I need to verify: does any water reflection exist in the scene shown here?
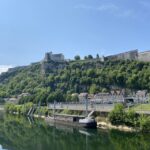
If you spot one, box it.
[0,145,7,150]
[0,145,3,150]
[0,114,150,150]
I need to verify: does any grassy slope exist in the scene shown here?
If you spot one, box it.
[131,104,150,111]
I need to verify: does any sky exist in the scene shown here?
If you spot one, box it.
[0,0,150,70]
[0,65,12,74]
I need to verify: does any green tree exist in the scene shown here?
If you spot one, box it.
[87,55,93,59]
[74,55,80,60]
[84,56,88,60]
[96,54,100,59]
[89,84,98,94]
[71,94,79,102]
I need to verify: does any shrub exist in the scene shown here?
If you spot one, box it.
[139,115,150,132]
[4,102,33,115]
[108,104,141,127]
[108,103,125,125]
[4,103,15,113]
[16,105,22,114]
[20,102,33,115]
[61,109,72,114]
[36,107,48,116]
[124,110,139,127]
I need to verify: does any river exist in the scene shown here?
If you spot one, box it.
[0,114,150,150]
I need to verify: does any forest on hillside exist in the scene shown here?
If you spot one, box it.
[0,59,150,104]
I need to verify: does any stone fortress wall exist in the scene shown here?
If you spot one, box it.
[105,49,150,62]
[138,50,150,62]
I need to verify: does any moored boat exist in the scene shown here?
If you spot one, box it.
[79,117,97,128]
[45,113,97,128]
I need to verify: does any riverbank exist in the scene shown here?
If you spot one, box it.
[4,102,150,132]
[97,121,137,132]
[95,115,137,132]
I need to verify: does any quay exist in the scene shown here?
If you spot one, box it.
[47,102,150,116]
[48,103,114,112]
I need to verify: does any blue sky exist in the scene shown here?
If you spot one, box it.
[0,0,150,68]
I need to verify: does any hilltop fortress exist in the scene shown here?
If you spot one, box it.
[42,49,150,62]
[41,52,66,74]
[44,52,65,62]
[40,50,150,74]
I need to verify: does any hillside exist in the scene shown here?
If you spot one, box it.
[0,59,150,104]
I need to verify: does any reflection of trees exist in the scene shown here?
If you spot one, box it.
[109,130,150,150]
[0,115,150,150]
[0,115,53,150]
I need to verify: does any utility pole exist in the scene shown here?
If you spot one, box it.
[53,100,56,119]
[85,98,88,117]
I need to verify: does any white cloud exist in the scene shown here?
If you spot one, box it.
[75,3,134,18]
[117,10,134,17]
[98,4,118,12]
[139,0,150,8]
[0,65,12,74]
[75,3,118,12]
[74,4,94,10]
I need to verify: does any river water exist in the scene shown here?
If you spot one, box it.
[0,114,150,150]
